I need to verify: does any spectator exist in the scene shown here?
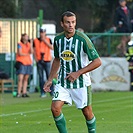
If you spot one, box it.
[114,0,131,56]
[15,33,33,97]
[0,27,1,37]
[131,8,133,32]
[125,32,133,91]
[33,26,54,98]
[77,27,84,32]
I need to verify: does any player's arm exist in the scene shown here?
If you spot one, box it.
[48,57,60,81]
[44,38,60,92]
[65,58,101,83]
[79,37,102,74]
[66,36,101,82]
[78,57,101,75]
[43,57,60,92]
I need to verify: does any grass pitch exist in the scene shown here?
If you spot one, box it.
[0,91,133,133]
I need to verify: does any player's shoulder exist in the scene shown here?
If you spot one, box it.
[54,32,64,40]
[75,30,89,39]
[75,30,91,42]
[76,30,94,49]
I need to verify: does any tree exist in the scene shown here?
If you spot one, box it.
[0,0,22,18]
[0,0,132,32]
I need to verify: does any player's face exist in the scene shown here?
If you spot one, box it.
[61,16,76,34]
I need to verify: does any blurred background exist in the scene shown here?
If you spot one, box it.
[0,0,132,32]
[0,0,133,92]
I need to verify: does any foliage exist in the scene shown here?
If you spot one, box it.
[0,0,132,31]
[48,0,119,32]
[0,0,22,18]
[50,0,84,13]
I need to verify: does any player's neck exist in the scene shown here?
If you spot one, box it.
[65,30,75,39]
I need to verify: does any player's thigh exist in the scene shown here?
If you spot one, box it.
[71,86,92,109]
[52,84,72,105]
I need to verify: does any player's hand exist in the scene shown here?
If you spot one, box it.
[65,71,81,83]
[43,80,52,92]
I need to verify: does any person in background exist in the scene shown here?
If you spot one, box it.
[114,0,131,56]
[33,27,54,98]
[77,27,84,33]
[44,11,101,133]
[131,8,133,32]
[0,27,1,37]
[125,32,133,91]
[16,33,33,97]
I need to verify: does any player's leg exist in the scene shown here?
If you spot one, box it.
[71,86,96,133]
[82,86,96,133]
[51,101,68,133]
[51,84,72,133]
[82,105,96,133]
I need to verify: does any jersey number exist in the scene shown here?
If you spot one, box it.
[54,91,59,98]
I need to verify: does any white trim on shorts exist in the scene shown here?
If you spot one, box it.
[52,84,92,109]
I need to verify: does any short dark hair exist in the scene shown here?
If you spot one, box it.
[61,11,76,22]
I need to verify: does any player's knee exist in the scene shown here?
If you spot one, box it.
[82,106,94,119]
[51,105,61,116]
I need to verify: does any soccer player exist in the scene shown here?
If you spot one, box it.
[44,11,101,133]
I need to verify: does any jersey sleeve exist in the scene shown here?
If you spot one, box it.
[83,37,99,61]
[54,39,59,58]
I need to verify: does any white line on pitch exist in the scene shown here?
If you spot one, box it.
[0,95,132,117]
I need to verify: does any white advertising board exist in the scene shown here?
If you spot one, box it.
[91,57,130,91]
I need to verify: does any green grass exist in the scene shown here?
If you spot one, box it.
[0,91,133,133]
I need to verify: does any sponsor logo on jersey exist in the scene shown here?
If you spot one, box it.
[60,50,75,61]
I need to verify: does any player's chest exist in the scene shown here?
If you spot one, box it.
[58,38,84,62]
[58,37,83,53]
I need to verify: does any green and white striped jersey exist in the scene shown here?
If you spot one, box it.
[54,30,99,89]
